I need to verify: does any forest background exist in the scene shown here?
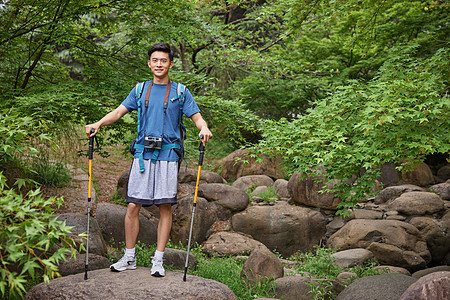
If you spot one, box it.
[0,0,449,297]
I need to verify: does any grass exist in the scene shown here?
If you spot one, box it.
[246,184,280,203]
[28,155,71,187]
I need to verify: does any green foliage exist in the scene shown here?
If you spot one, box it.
[28,155,71,187]
[0,173,79,298]
[258,46,450,215]
[247,185,279,204]
[193,256,276,300]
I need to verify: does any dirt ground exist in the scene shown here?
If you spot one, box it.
[42,144,132,214]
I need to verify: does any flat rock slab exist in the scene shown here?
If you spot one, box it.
[26,267,237,300]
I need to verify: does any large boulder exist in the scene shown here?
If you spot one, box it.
[327,219,431,271]
[429,180,450,200]
[198,183,249,220]
[95,203,158,248]
[288,171,341,210]
[202,231,266,257]
[25,268,237,299]
[437,165,450,181]
[399,271,450,300]
[56,213,106,257]
[273,179,290,199]
[387,191,445,215]
[335,273,417,300]
[218,148,284,181]
[241,246,284,287]
[232,205,326,257]
[378,163,403,187]
[57,253,110,277]
[232,175,274,192]
[409,217,450,264]
[272,276,343,300]
[178,167,226,184]
[374,184,425,205]
[402,162,435,186]
[171,197,216,246]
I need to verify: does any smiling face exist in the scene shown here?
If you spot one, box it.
[148,51,173,84]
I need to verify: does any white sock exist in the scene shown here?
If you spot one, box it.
[154,250,164,261]
[125,247,135,257]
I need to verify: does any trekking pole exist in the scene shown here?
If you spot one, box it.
[85,128,99,280]
[183,135,205,282]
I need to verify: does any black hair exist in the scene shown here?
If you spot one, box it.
[148,42,174,61]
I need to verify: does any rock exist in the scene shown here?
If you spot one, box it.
[56,213,106,256]
[411,265,450,279]
[328,219,431,271]
[164,248,197,269]
[326,216,346,237]
[206,221,232,238]
[251,185,269,195]
[399,271,450,300]
[95,203,158,248]
[373,266,412,276]
[272,276,344,300]
[241,246,284,287]
[198,183,249,220]
[331,248,375,268]
[171,197,216,246]
[116,169,130,199]
[178,167,226,184]
[402,162,435,187]
[429,181,450,200]
[409,217,450,264]
[232,205,326,257]
[232,175,274,192]
[202,231,267,257]
[348,209,383,220]
[218,148,284,182]
[58,253,110,277]
[437,165,450,181]
[335,273,417,300]
[25,268,237,299]
[378,163,403,187]
[388,191,445,215]
[336,272,357,283]
[288,171,341,210]
[273,179,290,199]
[374,184,425,205]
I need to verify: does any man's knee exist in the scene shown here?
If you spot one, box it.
[126,203,141,218]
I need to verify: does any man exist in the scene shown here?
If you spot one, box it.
[85,42,212,277]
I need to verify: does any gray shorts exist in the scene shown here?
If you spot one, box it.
[127,159,178,206]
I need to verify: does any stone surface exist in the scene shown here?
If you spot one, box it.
[373,266,412,276]
[178,167,226,184]
[25,268,237,300]
[232,175,274,192]
[57,253,110,277]
[399,271,450,300]
[56,213,106,257]
[429,181,450,200]
[202,231,266,257]
[328,219,431,271]
[409,217,450,264]
[232,205,326,257]
[331,248,375,268]
[348,209,383,220]
[273,179,290,199]
[288,171,341,210]
[251,185,269,195]
[95,203,158,248]
[164,248,197,269]
[388,191,445,215]
[374,184,424,205]
[241,245,284,286]
[272,276,343,300]
[411,265,450,279]
[171,197,216,246]
[218,148,284,182]
[402,162,435,187]
[335,274,417,300]
[437,165,450,181]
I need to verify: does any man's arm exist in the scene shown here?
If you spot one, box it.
[190,112,212,145]
[85,104,129,137]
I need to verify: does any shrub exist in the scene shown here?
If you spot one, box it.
[0,173,79,298]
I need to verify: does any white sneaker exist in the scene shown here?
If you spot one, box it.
[110,253,136,272]
[151,257,165,277]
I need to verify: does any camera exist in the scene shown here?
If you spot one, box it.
[144,136,163,149]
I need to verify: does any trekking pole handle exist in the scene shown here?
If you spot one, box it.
[198,135,205,166]
[88,129,95,159]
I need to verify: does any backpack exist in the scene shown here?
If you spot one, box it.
[130,80,187,172]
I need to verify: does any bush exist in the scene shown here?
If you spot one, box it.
[0,173,79,298]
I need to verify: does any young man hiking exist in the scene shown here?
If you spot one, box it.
[85,42,212,277]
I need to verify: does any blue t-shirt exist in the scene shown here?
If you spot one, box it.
[121,81,200,161]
